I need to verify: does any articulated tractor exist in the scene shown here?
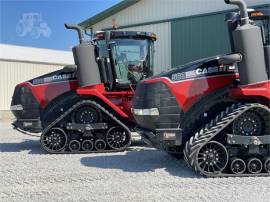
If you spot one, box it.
[132,0,270,177]
[11,24,156,153]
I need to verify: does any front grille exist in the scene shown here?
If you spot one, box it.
[133,82,183,130]
[11,85,41,119]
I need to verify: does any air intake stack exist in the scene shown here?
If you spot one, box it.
[65,24,101,87]
[225,0,268,85]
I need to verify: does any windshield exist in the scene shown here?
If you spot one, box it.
[110,39,154,84]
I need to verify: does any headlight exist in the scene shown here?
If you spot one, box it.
[131,108,159,116]
[10,104,23,111]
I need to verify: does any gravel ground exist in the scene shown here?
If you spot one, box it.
[0,122,269,202]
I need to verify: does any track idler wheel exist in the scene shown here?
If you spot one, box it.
[69,140,81,152]
[106,127,129,150]
[230,158,246,174]
[41,128,67,152]
[95,139,106,151]
[196,141,229,175]
[263,157,270,173]
[81,140,94,151]
[247,158,263,174]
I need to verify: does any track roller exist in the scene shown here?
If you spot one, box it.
[263,157,270,173]
[69,140,81,152]
[41,127,67,152]
[247,158,263,174]
[81,140,94,151]
[230,158,246,174]
[95,139,106,151]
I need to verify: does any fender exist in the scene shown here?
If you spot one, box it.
[77,84,134,118]
[17,80,78,108]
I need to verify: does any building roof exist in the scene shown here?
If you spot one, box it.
[0,44,74,65]
[79,0,140,28]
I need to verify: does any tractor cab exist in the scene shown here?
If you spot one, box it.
[64,24,156,91]
[93,31,156,89]
[249,8,270,45]
[226,7,270,78]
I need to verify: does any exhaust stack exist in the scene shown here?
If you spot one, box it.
[225,0,268,85]
[225,0,249,25]
[65,23,101,87]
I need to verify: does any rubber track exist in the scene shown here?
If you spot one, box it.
[40,100,131,154]
[184,103,270,177]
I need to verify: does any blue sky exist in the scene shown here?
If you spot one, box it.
[0,0,121,50]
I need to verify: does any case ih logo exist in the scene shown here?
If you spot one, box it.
[16,13,51,39]
[32,73,76,85]
[171,65,235,81]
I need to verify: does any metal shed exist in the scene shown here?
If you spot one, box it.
[0,44,73,118]
[80,0,269,73]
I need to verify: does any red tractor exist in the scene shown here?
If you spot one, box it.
[132,0,270,177]
[11,24,156,153]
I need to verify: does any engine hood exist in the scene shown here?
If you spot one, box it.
[149,55,237,83]
[27,65,77,86]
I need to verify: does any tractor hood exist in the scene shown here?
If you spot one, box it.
[28,65,77,85]
[149,54,240,83]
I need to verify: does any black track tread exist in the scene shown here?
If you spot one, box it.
[40,100,131,154]
[183,103,270,177]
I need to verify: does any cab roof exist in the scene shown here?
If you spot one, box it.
[94,30,157,41]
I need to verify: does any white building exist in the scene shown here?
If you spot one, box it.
[80,0,269,73]
[0,44,73,119]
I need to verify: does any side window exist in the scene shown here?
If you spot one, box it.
[254,19,270,45]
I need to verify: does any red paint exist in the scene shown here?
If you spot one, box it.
[17,81,135,122]
[230,81,270,102]
[77,84,135,121]
[144,74,238,112]
[17,81,78,108]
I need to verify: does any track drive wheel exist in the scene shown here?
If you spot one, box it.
[233,111,264,136]
[73,105,102,124]
[106,127,130,150]
[195,141,229,175]
[41,128,67,152]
